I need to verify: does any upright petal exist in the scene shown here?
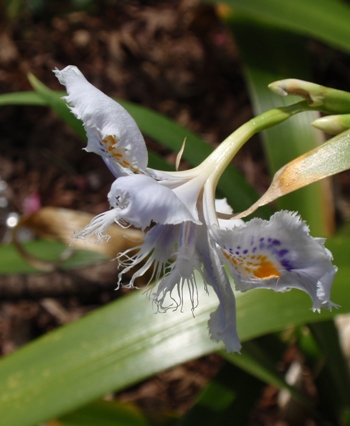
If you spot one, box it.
[54,66,148,177]
[212,211,338,312]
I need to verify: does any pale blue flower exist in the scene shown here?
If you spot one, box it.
[55,66,337,353]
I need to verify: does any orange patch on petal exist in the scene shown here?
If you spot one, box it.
[222,249,280,280]
[253,259,280,279]
[102,135,116,145]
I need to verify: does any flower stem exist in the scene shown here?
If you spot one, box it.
[203,100,312,189]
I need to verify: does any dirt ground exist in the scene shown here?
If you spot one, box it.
[1,1,350,424]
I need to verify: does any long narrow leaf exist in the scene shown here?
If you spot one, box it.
[232,21,334,235]
[210,0,350,53]
[223,341,304,403]
[0,240,106,274]
[0,91,45,106]
[177,362,264,426]
[0,233,349,426]
[55,400,150,426]
[308,321,350,421]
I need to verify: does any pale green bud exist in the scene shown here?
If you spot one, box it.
[269,79,350,115]
[312,114,350,135]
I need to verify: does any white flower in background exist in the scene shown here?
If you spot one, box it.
[55,65,338,353]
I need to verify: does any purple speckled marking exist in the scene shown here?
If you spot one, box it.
[223,233,294,273]
[281,258,293,271]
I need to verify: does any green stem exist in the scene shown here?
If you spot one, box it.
[203,100,311,188]
[201,101,311,226]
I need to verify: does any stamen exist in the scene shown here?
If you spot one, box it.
[102,135,139,173]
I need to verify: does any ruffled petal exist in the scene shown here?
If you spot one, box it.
[108,174,200,229]
[212,211,338,311]
[54,66,148,177]
[218,218,245,230]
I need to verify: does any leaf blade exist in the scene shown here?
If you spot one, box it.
[211,0,350,53]
[0,233,349,426]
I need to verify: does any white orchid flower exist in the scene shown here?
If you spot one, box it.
[55,66,338,353]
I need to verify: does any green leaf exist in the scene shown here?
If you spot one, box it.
[297,322,350,424]
[0,91,45,106]
[0,240,106,274]
[0,233,349,426]
[232,21,334,235]
[28,74,86,138]
[209,0,350,54]
[224,341,299,399]
[56,400,149,426]
[308,321,350,422]
[177,361,264,426]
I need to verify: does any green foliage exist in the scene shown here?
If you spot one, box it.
[209,0,350,53]
[55,401,150,426]
[0,240,106,274]
[2,250,350,425]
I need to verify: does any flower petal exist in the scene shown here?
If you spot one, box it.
[117,223,179,287]
[54,66,148,177]
[215,198,233,215]
[72,175,199,244]
[212,211,338,311]
[152,223,203,312]
[196,227,241,353]
[108,174,200,229]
